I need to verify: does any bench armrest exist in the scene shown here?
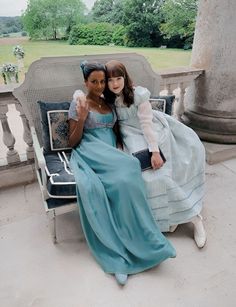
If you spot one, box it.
[31,127,46,168]
[31,126,48,200]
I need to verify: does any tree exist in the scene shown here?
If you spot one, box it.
[91,0,113,23]
[91,0,126,24]
[0,17,23,35]
[22,0,86,39]
[160,0,198,49]
[122,0,164,47]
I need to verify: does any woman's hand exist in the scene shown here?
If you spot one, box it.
[151,151,164,170]
[76,97,89,122]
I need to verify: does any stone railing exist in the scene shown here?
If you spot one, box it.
[159,67,204,120]
[0,84,35,188]
[0,67,204,188]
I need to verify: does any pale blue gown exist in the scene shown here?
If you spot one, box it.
[115,86,206,232]
[68,103,176,274]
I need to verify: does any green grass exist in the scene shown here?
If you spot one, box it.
[0,38,192,84]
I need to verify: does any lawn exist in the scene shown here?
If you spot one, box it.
[0,37,192,84]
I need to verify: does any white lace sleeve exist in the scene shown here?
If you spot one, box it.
[73,89,86,102]
[137,100,159,152]
[68,90,86,121]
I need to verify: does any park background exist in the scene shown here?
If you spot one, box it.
[0,0,197,85]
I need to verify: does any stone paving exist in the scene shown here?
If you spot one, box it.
[0,159,236,307]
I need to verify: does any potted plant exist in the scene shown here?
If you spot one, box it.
[13,45,25,59]
[1,63,19,84]
[13,45,25,70]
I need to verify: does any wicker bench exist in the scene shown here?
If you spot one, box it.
[13,53,174,242]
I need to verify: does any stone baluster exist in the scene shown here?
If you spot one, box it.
[0,103,20,164]
[174,82,188,121]
[15,101,34,160]
[159,68,204,121]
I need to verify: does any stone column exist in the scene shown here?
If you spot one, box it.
[182,0,236,143]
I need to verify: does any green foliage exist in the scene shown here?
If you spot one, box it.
[0,17,23,35]
[91,0,126,24]
[89,0,197,48]
[160,0,198,49]
[112,25,127,46]
[122,0,164,47]
[22,0,86,40]
[91,0,113,23]
[68,23,114,45]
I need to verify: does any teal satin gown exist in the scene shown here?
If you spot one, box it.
[69,109,176,274]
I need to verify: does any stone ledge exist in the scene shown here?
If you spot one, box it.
[203,141,236,165]
[0,163,36,189]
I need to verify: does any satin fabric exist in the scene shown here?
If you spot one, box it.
[70,111,176,274]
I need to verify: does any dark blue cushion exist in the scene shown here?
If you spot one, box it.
[44,151,77,208]
[150,95,175,115]
[37,101,71,153]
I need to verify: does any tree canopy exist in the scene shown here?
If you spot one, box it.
[122,0,164,47]
[160,0,198,48]
[0,17,23,35]
[91,0,126,24]
[20,0,198,49]
[22,0,86,39]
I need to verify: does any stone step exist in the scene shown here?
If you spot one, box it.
[203,141,236,165]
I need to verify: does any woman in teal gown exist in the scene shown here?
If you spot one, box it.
[68,62,176,286]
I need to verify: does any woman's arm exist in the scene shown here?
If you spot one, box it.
[137,101,164,169]
[68,99,89,148]
[68,118,85,148]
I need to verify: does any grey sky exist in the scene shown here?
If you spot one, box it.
[0,0,95,16]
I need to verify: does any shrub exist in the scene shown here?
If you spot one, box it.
[68,22,113,46]
[112,25,127,46]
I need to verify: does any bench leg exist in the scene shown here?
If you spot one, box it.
[47,209,57,244]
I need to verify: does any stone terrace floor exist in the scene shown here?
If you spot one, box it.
[1,159,236,307]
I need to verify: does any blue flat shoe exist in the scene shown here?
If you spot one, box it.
[115,273,128,286]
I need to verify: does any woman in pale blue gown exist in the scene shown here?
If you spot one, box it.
[104,60,207,248]
[68,62,176,286]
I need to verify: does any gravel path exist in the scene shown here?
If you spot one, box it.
[0,36,28,46]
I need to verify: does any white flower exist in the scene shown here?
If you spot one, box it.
[1,63,19,74]
[13,45,25,59]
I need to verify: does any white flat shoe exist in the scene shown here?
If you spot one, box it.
[115,273,128,286]
[191,214,207,248]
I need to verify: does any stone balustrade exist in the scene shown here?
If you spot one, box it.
[158,67,204,121]
[0,66,204,188]
[0,84,35,188]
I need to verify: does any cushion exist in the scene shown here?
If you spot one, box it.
[44,151,76,206]
[149,98,167,113]
[150,95,175,115]
[47,110,70,151]
[37,101,71,153]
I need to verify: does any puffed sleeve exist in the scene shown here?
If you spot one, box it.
[134,87,159,152]
[68,90,86,121]
[134,86,151,106]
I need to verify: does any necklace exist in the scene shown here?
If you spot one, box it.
[93,99,103,108]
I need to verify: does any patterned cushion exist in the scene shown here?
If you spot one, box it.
[150,95,175,115]
[37,101,71,153]
[149,98,167,113]
[47,110,70,151]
